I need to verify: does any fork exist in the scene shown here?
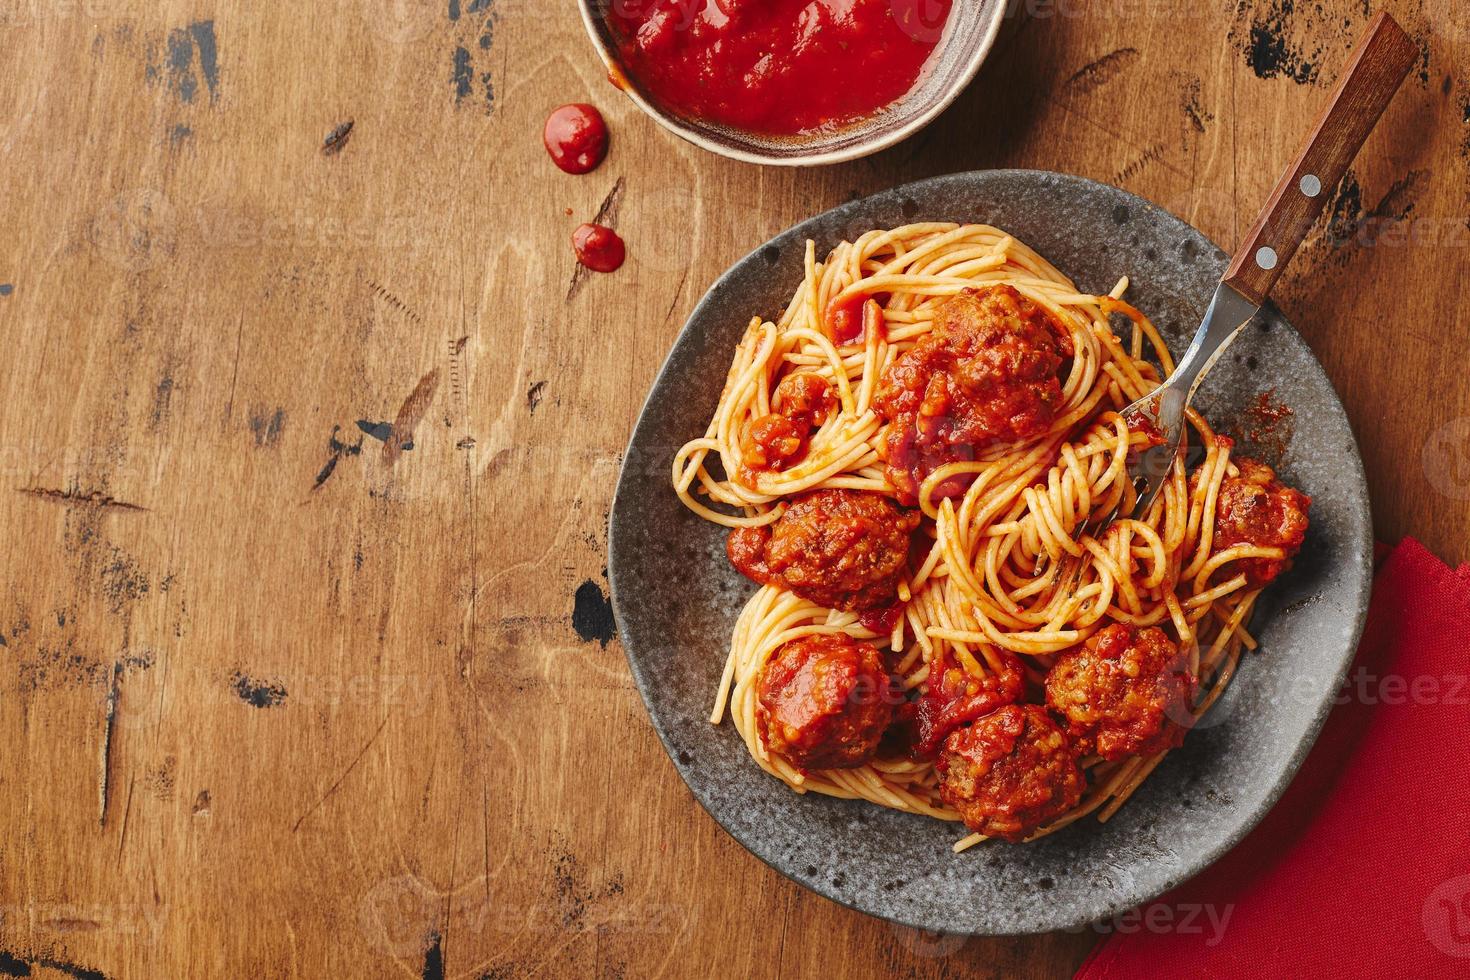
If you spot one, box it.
[1050,12,1416,591]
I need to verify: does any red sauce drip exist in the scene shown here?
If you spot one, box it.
[572,223,626,273]
[824,294,887,344]
[858,603,903,635]
[607,0,954,135]
[1238,389,1295,460]
[543,104,609,175]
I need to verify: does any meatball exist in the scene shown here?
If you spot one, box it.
[873,285,1074,504]
[910,648,1024,758]
[773,372,835,429]
[1045,623,1195,761]
[739,372,835,475]
[1213,456,1311,586]
[756,633,896,770]
[936,705,1084,842]
[726,489,919,611]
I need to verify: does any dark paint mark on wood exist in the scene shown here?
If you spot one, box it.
[169,123,192,144]
[526,380,547,413]
[386,369,440,465]
[1178,75,1213,134]
[355,420,405,445]
[1325,170,1363,246]
[1237,1,1322,85]
[248,406,286,447]
[99,551,150,615]
[421,932,444,980]
[452,46,473,101]
[322,119,354,156]
[312,425,365,492]
[0,284,13,297]
[149,360,177,432]
[1324,169,1427,251]
[230,669,288,708]
[17,487,147,512]
[35,958,106,980]
[551,836,625,930]
[189,21,220,98]
[448,0,498,110]
[566,176,626,302]
[572,580,615,647]
[1062,47,1140,95]
[0,950,106,980]
[159,20,220,103]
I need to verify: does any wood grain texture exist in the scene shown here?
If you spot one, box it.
[0,2,1465,977]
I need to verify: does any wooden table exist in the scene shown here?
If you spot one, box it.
[2,2,1466,977]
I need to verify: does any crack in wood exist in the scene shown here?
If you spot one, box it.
[566,176,625,303]
[18,487,148,512]
[291,716,390,832]
[98,660,123,826]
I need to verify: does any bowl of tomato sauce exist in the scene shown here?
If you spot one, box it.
[579,0,1008,166]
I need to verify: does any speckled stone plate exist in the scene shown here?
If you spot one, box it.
[608,171,1373,936]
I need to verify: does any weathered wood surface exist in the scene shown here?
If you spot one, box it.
[0,1,1466,977]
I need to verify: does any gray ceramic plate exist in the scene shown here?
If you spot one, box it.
[608,170,1373,935]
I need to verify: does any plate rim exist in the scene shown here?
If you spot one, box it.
[608,168,1375,935]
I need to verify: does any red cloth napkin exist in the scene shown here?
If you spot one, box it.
[1077,538,1470,978]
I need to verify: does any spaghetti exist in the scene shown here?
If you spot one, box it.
[672,223,1309,850]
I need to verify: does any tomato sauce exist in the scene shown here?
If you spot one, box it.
[607,0,954,135]
[544,104,609,174]
[572,223,626,272]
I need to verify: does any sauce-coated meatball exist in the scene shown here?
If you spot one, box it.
[1045,623,1195,761]
[910,648,1024,758]
[727,489,919,610]
[936,705,1084,842]
[739,372,835,475]
[756,633,896,770]
[1213,456,1311,586]
[874,285,1074,503]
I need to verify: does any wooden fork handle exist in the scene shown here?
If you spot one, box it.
[1222,12,1418,306]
